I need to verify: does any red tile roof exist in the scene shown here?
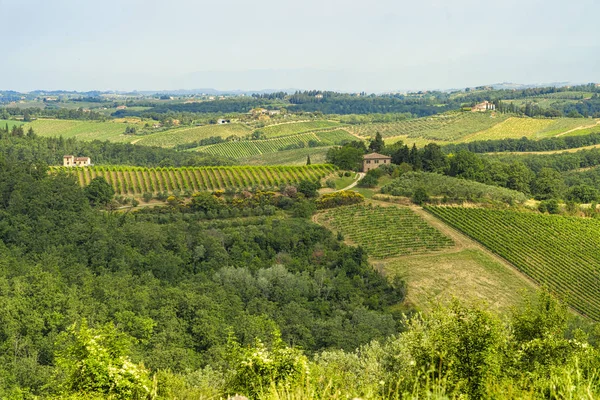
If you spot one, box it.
[363,152,391,160]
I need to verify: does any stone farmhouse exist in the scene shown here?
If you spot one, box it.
[63,155,92,167]
[363,153,391,172]
[471,101,496,112]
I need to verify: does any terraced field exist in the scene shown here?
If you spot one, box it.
[135,124,251,147]
[426,206,600,320]
[318,204,454,259]
[52,164,336,195]
[258,120,343,138]
[195,129,357,159]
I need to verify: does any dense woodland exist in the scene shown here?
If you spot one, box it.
[0,157,404,398]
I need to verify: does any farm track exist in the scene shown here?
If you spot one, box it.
[555,120,600,137]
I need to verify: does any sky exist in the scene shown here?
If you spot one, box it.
[1,0,599,93]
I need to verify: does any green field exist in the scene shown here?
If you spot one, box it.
[384,249,533,312]
[135,124,251,147]
[52,164,336,195]
[195,129,357,159]
[0,120,23,130]
[24,119,138,142]
[426,206,600,320]
[258,120,343,138]
[318,204,454,259]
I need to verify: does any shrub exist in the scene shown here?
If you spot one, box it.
[315,191,365,209]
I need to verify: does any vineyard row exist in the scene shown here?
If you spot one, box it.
[50,165,336,195]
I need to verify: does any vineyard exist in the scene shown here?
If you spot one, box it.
[258,120,343,138]
[51,164,336,195]
[347,112,508,141]
[135,123,251,147]
[319,204,454,258]
[194,129,357,159]
[426,206,600,320]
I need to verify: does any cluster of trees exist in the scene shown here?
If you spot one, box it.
[0,158,405,397]
[1,106,106,121]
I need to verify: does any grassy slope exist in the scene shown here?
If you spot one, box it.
[313,201,535,312]
[384,249,532,312]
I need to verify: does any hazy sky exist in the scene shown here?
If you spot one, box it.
[1,0,599,92]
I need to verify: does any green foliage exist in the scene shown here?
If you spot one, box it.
[54,320,152,399]
[295,179,320,198]
[326,143,365,171]
[411,187,429,205]
[84,176,115,207]
[567,184,599,203]
[538,198,560,214]
[227,333,308,398]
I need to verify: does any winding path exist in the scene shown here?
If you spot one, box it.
[336,172,365,192]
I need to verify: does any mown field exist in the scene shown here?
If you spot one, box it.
[194,129,357,159]
[0,120,23,130]
[426,206,600,320]
[384,249,533,312]
[318,204,454,259]
[134,124,251,147]
[52,164,336,195]
[258,120,343,138]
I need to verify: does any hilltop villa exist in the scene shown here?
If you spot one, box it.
[363,153,391,172]
[471,101,496,112]
[63,155,92,167]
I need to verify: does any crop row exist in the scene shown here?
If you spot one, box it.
[196,129,357,159]
[320,204,454,258]
[51,165,335,195]
[426,206,600,320]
